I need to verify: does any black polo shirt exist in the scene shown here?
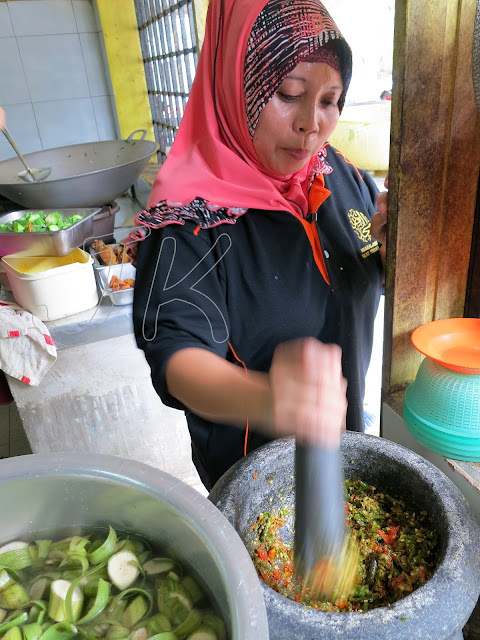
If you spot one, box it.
[133,146,383,489]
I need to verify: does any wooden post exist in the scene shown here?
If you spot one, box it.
[383,0,480,396]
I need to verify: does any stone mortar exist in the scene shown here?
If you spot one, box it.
[209,433,480,640]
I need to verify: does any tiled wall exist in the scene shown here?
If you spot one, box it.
[0,0,118,162]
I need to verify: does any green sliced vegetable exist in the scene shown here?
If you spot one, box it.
[3,625,23,640]
[142,559,176,577]
[27,601,48,625]
[0,548,32,572]
[145,613,172,635]
[0,571,30,609]
[129,628,148,640]
[0,611,28,634]
[38,621,78,640]
[107,552,139,591]
[104,624,129,640]
[200,613,225,640]
[156,580,192,626]
[22,622,43,640]
[184,625,217,640]
[180,579,203,608]
[174,609,202,639]
[76,578,110,625]
[88,528,117,566]
[48,580,83,623]
[123,595,151,629]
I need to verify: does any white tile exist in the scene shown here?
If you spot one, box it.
[0,103,42,162]
[34,98,99,148]
[18,34,90,102]
[0,4,14,37]
[72,0,96,33]
[8,0,76,37]
[92,95,116,140]
[0,38,31,105]
[80,32,108,96]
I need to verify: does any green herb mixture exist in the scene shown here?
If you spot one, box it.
[251,478,438,612]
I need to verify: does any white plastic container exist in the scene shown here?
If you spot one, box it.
[1,248,99,321]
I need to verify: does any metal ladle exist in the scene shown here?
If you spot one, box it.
[2,127,52,182]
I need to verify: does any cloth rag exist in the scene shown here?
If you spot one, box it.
[0,301,56,386]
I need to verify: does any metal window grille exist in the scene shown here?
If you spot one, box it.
[135,0,199,164]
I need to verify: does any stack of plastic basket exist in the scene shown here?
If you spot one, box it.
[403,318,480,461]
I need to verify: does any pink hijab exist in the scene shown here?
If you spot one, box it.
[135,0,352,230]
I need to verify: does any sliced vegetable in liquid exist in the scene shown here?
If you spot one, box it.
[0,528,226,640]
[250,478,438,612]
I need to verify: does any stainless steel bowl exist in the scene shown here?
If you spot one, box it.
[0,453,269,640]
[0,131,158,209]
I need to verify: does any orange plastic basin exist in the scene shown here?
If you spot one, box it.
[411,318,480,375]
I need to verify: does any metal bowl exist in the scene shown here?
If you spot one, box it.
[0,131,158,209]
[0,453,269,640]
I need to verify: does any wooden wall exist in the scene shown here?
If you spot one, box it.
[383,0,480,397]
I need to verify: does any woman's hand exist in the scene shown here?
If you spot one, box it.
[166,339,347,448]
[370,175,388,246]
[268,338,347,448]
[0,107,5,131]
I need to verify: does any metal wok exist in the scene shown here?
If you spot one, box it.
[0,130,158,209]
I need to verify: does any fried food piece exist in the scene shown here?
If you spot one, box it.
[115,244,132,264]
[109,275,122,290]
[92,239,117,266]
[108,275,135,290]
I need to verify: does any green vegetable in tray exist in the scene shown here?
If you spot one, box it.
[0,528,226,640]
[0,211,84,233]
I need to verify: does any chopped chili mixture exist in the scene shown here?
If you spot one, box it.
[250,478,438,612]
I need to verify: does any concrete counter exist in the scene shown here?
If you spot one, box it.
[6,330,204,491]
[2,190,205,493]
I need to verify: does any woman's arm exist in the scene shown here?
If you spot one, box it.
[166,337,347,448]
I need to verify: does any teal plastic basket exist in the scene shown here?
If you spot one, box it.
[403,357,480,461]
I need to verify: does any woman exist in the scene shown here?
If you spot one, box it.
[133,0,387,490]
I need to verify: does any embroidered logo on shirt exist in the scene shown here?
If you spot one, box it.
[347,208,380,258]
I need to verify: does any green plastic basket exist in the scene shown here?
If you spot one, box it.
[403,357,480,461]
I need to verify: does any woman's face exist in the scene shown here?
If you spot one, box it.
[252,61,343,176]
